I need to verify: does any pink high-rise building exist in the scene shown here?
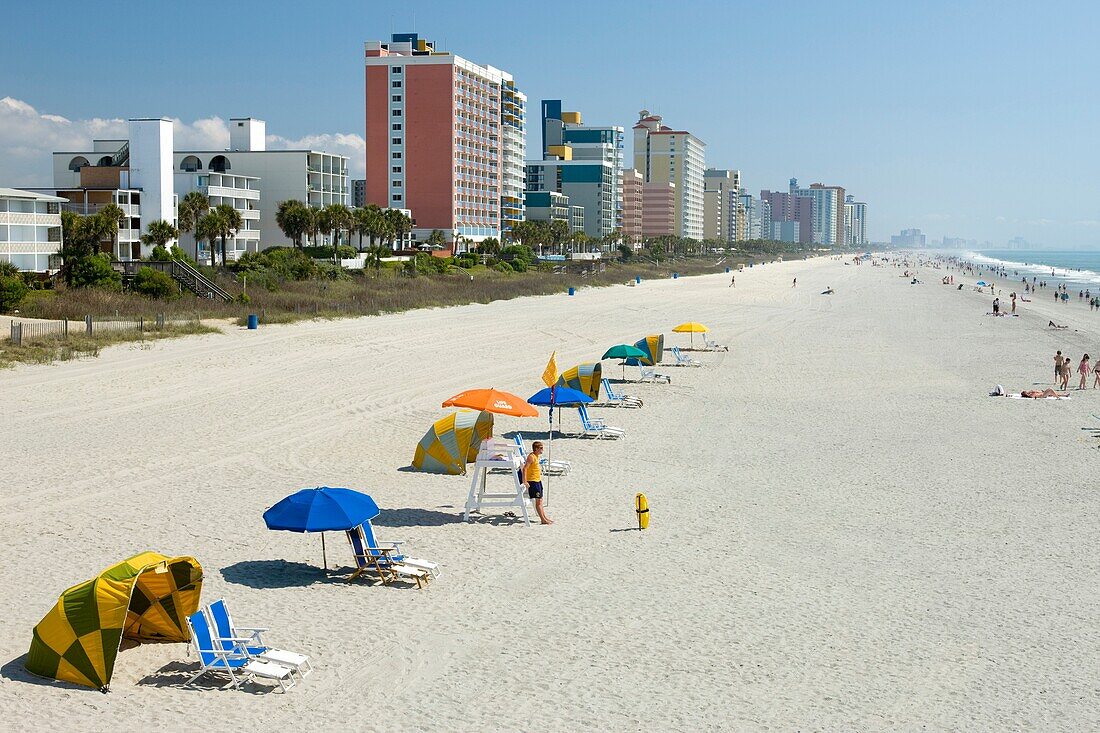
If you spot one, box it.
[621,169,644,244]
[364,33,526,252]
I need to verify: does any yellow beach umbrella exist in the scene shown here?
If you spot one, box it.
[672,322,709,349]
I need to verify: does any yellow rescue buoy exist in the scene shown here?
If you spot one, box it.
[634,492,649,530]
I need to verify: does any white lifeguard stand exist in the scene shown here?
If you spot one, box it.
[464,438,531,526]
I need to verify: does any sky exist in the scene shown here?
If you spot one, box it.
[2,0,1099,247]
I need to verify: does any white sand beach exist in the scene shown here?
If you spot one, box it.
[1,256,1098,731]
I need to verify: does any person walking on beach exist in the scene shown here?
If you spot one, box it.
[1093,359,1100,388]
[1060,358,1072,390]
[792,277,797,287]
[1078,354,1091,390]
[729,274,735,288]
[993,297,1000,315]
[1055,351,1065,385]
[1011,292,1017,313]
[523,441,553,525]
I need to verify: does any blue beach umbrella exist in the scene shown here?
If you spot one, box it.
[976,280,989,287]
[264,487,380,569]
[526,387,594,505]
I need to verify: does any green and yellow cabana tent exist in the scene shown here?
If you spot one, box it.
[411,409,494,475]
[627,334,664,366]
[555,363,602,400]
[26,552,203,692]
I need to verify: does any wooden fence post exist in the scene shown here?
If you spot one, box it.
[85,315,92,336]
[11,322,20,346]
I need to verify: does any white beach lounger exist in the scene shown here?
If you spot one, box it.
[638,367,671,384]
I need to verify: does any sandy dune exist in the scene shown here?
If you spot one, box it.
[1,256,1097,731]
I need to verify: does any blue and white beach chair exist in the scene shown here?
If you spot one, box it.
[702,333,728,351]
[577,404,624,439]
[513,433,571,474]
[671,346,702,367]
[185,611,296,692]
[601,378,642,408]
[346,522,437,588]
[207,599,312,679]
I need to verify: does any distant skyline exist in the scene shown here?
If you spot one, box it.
[2,0,1098,246]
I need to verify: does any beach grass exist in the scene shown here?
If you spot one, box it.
[0,321,220,369]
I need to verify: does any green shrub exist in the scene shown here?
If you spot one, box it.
[493,261,513,273]
[150,244,172,261]
[69,254,122,290]
[414,253,449,275]
[131,266,179,299]
[169,245,197,266]
[0,273,29,313]
[454,253,479,269]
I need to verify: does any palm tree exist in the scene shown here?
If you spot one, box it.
[304,206,320,248]
[99,203,126,259]
[549,220,569,256]
[275,199,310,249]
[384,208,412,252]
[212,203,243,266]
[323,203,354,264]
[195,212,221,266]
[365,204,387,253]
[140,219,179,253]
[177,191,210,260]
[352,207,370,253]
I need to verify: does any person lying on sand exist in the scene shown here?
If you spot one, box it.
[1049,320,1068,329]
[1020,389,1068,398]
[821,287,835,295]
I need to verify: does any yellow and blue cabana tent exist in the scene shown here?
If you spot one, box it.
[26,552,203,692]
[629,334,664,366]
[411,409,494,475]
[556,363,602,400]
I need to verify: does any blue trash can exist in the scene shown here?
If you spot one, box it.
[635,276,641,284]
[725,267,730,273]
[247,314,258,330]
[673,272,679,279]
[568,287,575,296]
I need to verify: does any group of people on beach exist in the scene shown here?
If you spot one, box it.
[1053,350,1098,390]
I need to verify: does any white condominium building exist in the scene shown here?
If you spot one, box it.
[0,188,65,272]
[174,171,261,263]
[176,118,349,248]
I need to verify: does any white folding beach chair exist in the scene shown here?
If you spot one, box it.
[638,366,671,384]
[702,334,728,352]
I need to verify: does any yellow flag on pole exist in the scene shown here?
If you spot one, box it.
[542,351,558,388]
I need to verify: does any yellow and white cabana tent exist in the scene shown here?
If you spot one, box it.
[556,363,602,400]
[26,552,203,692]
[412,409,494,475]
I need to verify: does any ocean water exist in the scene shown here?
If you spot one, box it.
[963,249,1100,290]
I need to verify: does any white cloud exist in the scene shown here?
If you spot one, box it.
[268,132,366,178]
[0,96,364,185]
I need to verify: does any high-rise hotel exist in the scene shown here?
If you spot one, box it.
[364,33,525,251]
[632,111,705,240]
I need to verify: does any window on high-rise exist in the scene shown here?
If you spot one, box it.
[391,66,402,74]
